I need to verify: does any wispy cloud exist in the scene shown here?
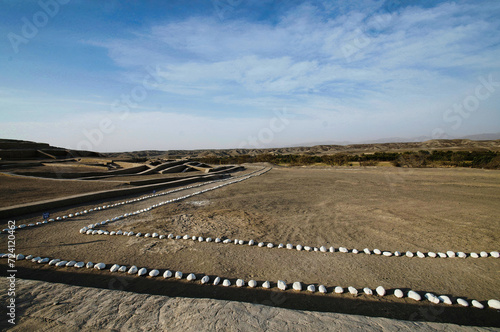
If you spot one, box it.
[2,1,499,150]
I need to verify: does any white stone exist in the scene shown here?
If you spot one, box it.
[470,252,479,258]
[348,286,358,295]
[296,245,303,251]
[457,298,468,307]
[187,273,196,281]
[206,237,212,242]
[383,251,392,257]
[159,235,165,239]
[487,299,500,309]
[163,270,172,278]
[86,262,94,268]
[303,246,311,251]
[394,251,401,256]
[55,261,68,267]
[278,243,284,248]
[258,242,264,247]
[198,237,204,242]
[376,286,386,296]
[471,300,484,309]
[425,293,440,304]
[239,240,244,245]
[408,290,421,301]
[149,269,159,277]
[110,264,120,272]
[267,243,274,248]
[307,285,316,292]
[457,252,466,258]
[136,233,142,237]
[406,251,414,257]
[201,276,210,284]
[262,281,271,288]
[16,254,24,260]
[417,251,425,258]
[329,246,335,252]
[364,248,371,255]
[175,271,183,279]
[74,262,84,268]
[319,246,327,252]
[480,251,488,258]
[446,251,455,258]
[95,263,106,270]
[117,265,127,272]
[152,233,159,238]
[236,279,245,287]
[248,280,257,288]
[222,279,231,287]
[319,285,327,293]
[215,238,221,243]
[293,282,302,291]
[48,259,60,266]
[373,249,381,255]
[491,251,500,258]
[438,252,447,258]
[31,257,41,263]
[138,268,147,276]
[213,277,221,286]
[352,249,359,254]
[363,287,373,295]
[145,233,151,238]
[438,295,452,305]
[128,266,138,274]
[428,252,437,258]
[394,289,404,298]
[168,234,174,239]
[175,235,181,240]
[339,247,348,253]
[116,230,123,235]
[334,286,343,294]
[248,240,255,246]
[278,280,287,291]
[39,258,49,264]
[183,235,189,240]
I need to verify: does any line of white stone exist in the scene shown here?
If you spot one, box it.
[83,224,499,260]
[73,168,498,260]
[4,253,500,310]
[1,167,269,233]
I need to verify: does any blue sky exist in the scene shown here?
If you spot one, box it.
[0,0,499,152]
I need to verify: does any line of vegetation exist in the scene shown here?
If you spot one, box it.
[193,150,500,169]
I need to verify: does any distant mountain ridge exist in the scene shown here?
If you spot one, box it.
[289,133,500,147]
[105,138,500,159]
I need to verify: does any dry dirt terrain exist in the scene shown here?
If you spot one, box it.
[0,278,495,331]
[1,165,499,329]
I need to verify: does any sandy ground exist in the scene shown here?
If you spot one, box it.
[0,173,128,208]
[0,278,495,332]
[1,166,499,327]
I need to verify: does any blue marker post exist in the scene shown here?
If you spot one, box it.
[42,212,50,220]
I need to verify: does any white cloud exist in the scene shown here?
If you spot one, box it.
[5,1,500,150]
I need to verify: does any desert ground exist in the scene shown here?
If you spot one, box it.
[1,154,499,330]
